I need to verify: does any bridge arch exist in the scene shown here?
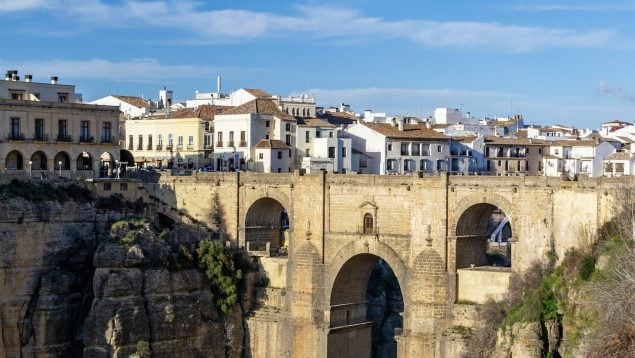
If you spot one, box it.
[326,241,407,357]
[243,196,290,255]
[451,192,514,269]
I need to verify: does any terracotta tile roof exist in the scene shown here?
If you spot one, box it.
[458,136,478,143]
[166,105,231,119]
[254,139,290,149]
[606,151,632,160]
[223,98,295,120]
[484,137,548,146]
[549,140,600,147]
[319,111,358,126]
[112,95,153,108]
[243,88,272,98]
[365,123,450,140]
[297,117,336,128]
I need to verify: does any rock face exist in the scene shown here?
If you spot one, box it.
[492,322,544,358]
[0,198,97,357]
[0,196,244,357]
[83,234,243,358]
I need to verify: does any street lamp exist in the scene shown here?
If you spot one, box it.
[58,160,62,177]
[28,160,32,180]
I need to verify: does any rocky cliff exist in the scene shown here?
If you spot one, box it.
[0,184,245,358]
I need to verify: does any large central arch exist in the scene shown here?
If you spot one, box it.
[326,243,407,358]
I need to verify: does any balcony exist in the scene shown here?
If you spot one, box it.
[216,142,223,147]
[228,141,235,148]
[156,145,163,150]
[8,133,25,141]
[101,136,114,144]
[57,135,73,142]
[204,144,212,149]
[33,134,49,142]
[239,141,247,147]
[79,135,94,143]
[187,145,194,150]
[166,145,173,151]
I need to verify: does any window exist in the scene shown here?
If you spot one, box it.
[148,135,153,150]
[168,134,173,146]
[363,213,374,234]
[58,119,67,140]
[228,131,234,147]
[329,131,333,138]
[10,91,24,100]
[216,132,222,146]
[387,143,393,151]
[58,93,69,103]
[555,149,560,155]
[411,143,420,156]
[538,161,542,171]
[420,159,433,173]
[10,118,20,139]
[188,135,194,147]
[386,159,398,171]
[277,168,282,173]
[286,134,291,146]
[120,182,128,191]
[103,182,112,191]
[204,135,210,148]
[265,133,269,139]
[316,130,321,138]
[266,121,270,128]
[306,149,310,157]
[404,159,416,172]
[538,148,542,154]
[517,161,521,171]
[259,153,263,159]
[128,135,133,150]
[401,143,409,155]
[289,149,292,158]
[285,123,291,131]
[102,121,111,142]
[328,147,335,158]
[138,135,143,150]
[80,121,90,141]
[487,160,491,171]
[277,151,282,159]
[158,134,163,146]
[305,131,310,143]
[178,135,183,148]
[240,131,246,146]
[35,118,44,140]
[342,147,347,157]
[437,145,442,153]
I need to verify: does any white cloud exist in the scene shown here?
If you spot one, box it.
[0,0,48,12]
[511,2,635,12]
[1,1,618,52]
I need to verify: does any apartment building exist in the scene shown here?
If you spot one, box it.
[124,105,223,169]
[295,118,351,173]
[1,72,120,177]
[544,139,615,178]
[346,121,450,175]
[483,137,548,176]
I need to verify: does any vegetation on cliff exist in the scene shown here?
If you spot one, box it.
[197,240,243,315]
[466,188,635,357]
[0,179,92,203]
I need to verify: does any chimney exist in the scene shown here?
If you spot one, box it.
[217,75,222,94]
[11,70,18,81]
[425,122,431,129]
[50,76,58,84]
[25,74,32,82]
[397,119,404,131]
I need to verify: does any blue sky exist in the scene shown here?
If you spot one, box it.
[2,0,635,128]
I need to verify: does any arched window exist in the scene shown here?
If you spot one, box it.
[363,213,374,234]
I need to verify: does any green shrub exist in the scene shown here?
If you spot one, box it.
[196,240,242,314]
[579,255,596,281]
[135,340,151,358]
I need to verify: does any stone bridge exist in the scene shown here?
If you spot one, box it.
[119,171,628,357]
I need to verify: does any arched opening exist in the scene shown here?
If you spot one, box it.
[363,213,374,234]
[329,254,404,358]
[455,203,512,269]
[99,152,114,178]
[119,149,134,168]
[5,150,24,170]
[77,152,93,170]
[54,151,71,170]
[244,197,289,256]
[30,151,47,170]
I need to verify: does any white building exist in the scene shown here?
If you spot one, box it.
[186,87,271,108]
[434,108,462,125]
[604,150,635,176]
[346,121,451,175]
[295,118,351,173]
[253,139,293,173]
[90,95,155,118]
[1,70,81,103]
[543,139,615,178]
[212,98,295,171]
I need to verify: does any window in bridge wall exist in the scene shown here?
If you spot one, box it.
[363,213,374,234]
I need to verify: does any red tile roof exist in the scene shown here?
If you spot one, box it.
[223,98,295,120]
[112,95,153,108]
[364,123,449,140]
[254,139,290,149]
